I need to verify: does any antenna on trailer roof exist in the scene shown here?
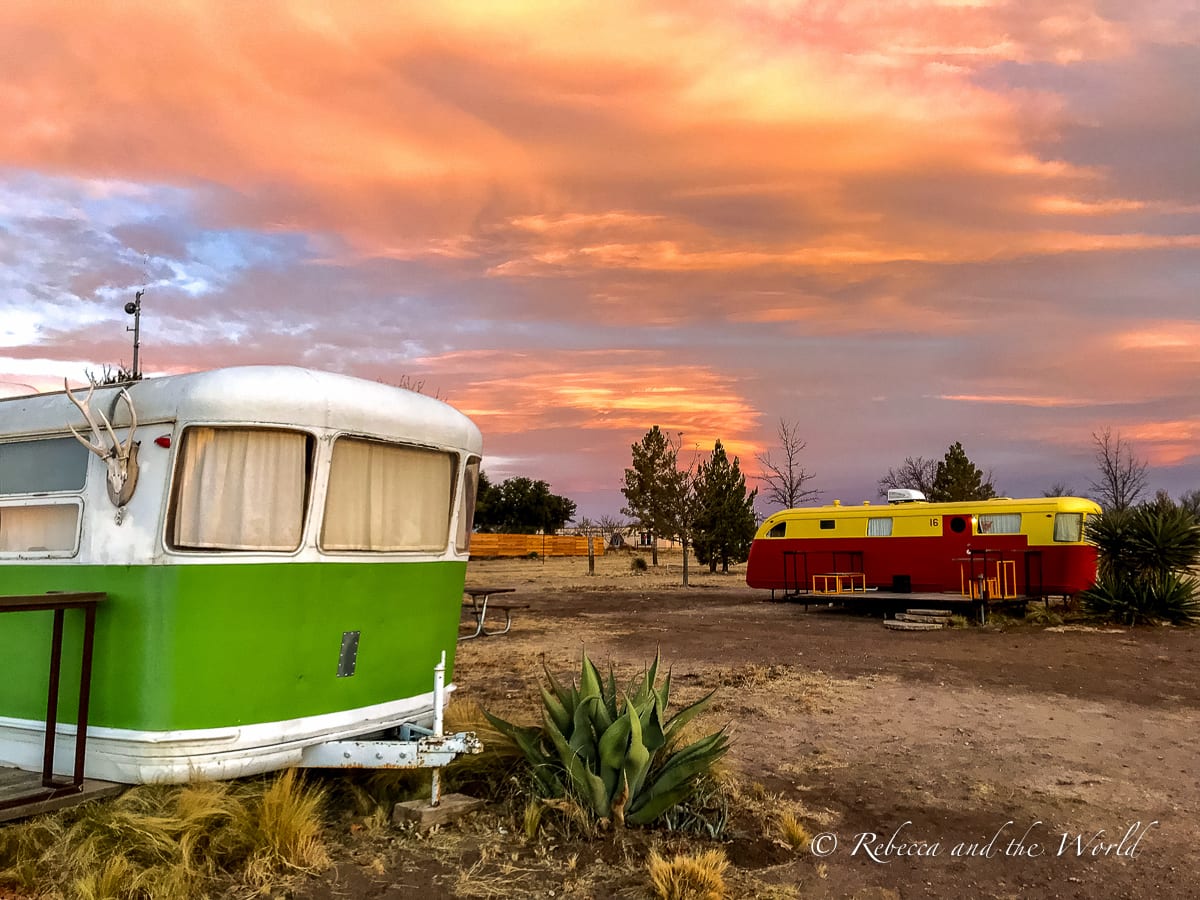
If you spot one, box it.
[124,289,144,378]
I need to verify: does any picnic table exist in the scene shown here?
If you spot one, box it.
[459,587,526,640]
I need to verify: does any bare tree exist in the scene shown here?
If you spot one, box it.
[596,513,626,532]
[755,419,819,509]
[384,375,443,400]
[878,456,937,498]
[1089,428,1148,512]
[1042,482,1077,497]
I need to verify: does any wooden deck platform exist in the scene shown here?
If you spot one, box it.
[767,588,1037,625]
[0,767,124,823]
[768,588,978,606]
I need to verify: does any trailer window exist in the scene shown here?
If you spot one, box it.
[321,438,455,552]
[977,513,1020,535]
[820,520,835,530]
[0,437,89,495]
[767,521,786,538]
[455,456,481,553]
[1053,513,1083,542]
[867,517,893,536]
[0,502,80,553]
[169,427,313,552]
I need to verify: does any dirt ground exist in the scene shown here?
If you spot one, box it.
[300,551,1200,899]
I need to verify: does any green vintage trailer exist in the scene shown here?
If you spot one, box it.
[0,366,482,783]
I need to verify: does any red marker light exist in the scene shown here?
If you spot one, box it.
[154,435,172,448]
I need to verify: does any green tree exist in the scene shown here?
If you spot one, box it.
[693,440,758,573]
[477,475,576,534]
[621,426,682,567]
[473,471,497,531]
[929,442,996,502]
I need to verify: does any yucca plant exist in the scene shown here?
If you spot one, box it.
[1083,503,1200,625]
[484,651,729,827]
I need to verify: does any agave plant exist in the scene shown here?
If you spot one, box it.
[484,651,729,827]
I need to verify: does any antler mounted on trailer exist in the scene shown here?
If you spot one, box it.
[63,379,141,508]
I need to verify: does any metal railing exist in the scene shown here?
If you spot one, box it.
[0,592,105,812]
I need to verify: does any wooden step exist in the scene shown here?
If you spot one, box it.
[883,620,944,631]
[905,609,952,618]
[896,612,950,624]
[0,767,124,823]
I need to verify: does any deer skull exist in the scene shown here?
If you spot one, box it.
[64,379,141,507]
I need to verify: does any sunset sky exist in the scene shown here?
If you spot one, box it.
[1,1,1197,519]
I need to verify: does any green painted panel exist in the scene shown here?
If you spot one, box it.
[0,561,465,731]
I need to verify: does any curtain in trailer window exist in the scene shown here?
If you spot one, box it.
[322,439,454,552]
[977,513,1021,535]
[172,428,308,551]
[1053,513,1083,542]
[867,517,893,536]
[0,504,79,552]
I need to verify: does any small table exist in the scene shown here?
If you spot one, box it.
[460,587,518,640]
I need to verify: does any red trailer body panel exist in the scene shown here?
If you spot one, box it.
[746,496,1100,597]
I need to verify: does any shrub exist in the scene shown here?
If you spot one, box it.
[631,556,649,572]
[483,651,729,828]
[1082,504,1200,625]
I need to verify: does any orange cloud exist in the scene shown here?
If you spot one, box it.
[1119,420,1200,467]
[418,349,762,459]
[940,393,1108,409]
[0,0,1131,275]
[1033,195,1147,215]
[1115,323,1200,355]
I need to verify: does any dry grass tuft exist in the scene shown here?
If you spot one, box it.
[776,810,812,852]
[647,848,729,900]
[0,770,330,899]
[716,663,792,689]
[521,799,544,841]
[242,769,331,885]
[1024,606,1064,626]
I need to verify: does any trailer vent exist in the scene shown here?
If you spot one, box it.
[887,489,927,504]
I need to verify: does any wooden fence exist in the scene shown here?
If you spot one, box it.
[468,533,606,558]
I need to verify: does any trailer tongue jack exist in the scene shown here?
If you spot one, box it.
[297,652,485,827]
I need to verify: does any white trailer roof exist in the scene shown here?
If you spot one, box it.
[0,366,483,453]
